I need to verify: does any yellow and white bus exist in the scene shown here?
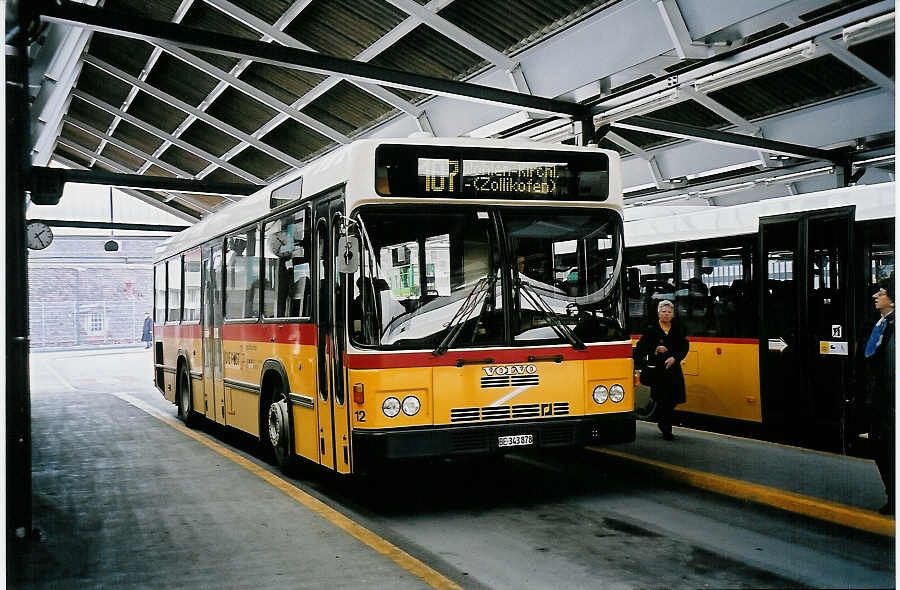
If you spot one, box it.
[625,182,895,452]
[153,137,635,474]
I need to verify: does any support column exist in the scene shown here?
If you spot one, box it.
[6,5,34,548]
[573,114,597,146]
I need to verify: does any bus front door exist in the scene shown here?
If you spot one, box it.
[314,196,351,473]
[759,208,852,450]
[202,243,226,423]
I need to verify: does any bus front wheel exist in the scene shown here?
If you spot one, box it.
[268,393,292,471]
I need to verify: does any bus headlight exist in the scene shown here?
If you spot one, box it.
[609,384,625,403]
[382,397,401,418]
[401,395,421,416]
[592,385,609,404]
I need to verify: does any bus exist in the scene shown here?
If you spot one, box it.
[624,182,895,453]
[153,137,635,474]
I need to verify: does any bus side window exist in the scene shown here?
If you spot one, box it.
[154,264,166,324]
[167,257,182,323]
[263,207,312,319]
[625,245,674,334]
[225,227,259,320]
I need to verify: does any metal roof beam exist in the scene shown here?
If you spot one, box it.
[817,36,895,95]
[190,0,450,179]
[30,26,91,166]
[98,0,196,170]
[55,138,220,213]
[655,0,711,60]
[606,130,671,190]
[61,115,197,179]
[203,0,422,115]
[32,166,262,196]
[71,89,265,183]
[677,86,776,168]
[50,154,202,222]
[618,90,893,194]
[612,116,843,162]
[380,0,517,71]
[81,54,306,169]
[178,0,352,181]
[41,1,584,117]
[624,161,841,206]
[156,43,350,144]
[27,218,190,232]
[678,87,759,136]
[591,1,893,115]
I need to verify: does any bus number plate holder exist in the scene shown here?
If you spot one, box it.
[498,434,533,448]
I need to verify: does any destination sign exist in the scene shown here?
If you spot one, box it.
[375,145,609,201]
[419,158,565,198]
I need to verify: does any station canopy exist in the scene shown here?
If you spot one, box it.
[19,0,896,224]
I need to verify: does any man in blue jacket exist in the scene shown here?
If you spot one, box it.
[865,277,895,515]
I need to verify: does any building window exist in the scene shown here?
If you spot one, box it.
[89,311,104,333]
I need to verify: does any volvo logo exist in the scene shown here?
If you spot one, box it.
[483,364,538,376]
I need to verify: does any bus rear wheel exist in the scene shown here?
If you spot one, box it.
[178,370,195,427]
[267,392,292,471]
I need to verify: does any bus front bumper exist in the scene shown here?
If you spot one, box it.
[352,412,635,467]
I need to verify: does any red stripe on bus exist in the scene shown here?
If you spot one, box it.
[155,322,316,345]
[687,336,758,344]
[344,343,633,369]
[155,324,202,339]
[629,334,757,345]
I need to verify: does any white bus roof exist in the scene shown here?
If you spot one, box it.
[155,137,621,262]
[624,181,896,248]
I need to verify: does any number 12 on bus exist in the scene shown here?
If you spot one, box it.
[152,138,634,475]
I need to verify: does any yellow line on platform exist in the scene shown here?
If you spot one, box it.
[114,392,462,590]
[587,446,895,537]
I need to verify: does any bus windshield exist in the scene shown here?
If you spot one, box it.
[349,205,625,350]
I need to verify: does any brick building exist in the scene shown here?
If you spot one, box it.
[28,235,169,349]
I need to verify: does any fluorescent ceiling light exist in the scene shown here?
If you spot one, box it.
[694,41,818,93]
[594,89,680,125]
[842,13,894,46]
[466,111,532,138]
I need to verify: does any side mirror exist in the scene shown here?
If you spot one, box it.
[336,235,360,274]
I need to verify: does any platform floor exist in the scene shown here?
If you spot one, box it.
[9,348,896,588]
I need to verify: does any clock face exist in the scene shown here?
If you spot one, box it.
[26,222,54,251]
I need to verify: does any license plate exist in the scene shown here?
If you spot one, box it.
[498,434,534,448]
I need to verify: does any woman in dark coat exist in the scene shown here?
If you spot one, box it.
[635,299,689,440]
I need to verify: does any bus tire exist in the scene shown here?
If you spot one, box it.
[178,369,196,427]
[268,392,292,472]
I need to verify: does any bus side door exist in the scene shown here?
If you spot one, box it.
[313,196,352,473]
[329,202,351,474]
[202,242,226,423]
[759,208,852,449]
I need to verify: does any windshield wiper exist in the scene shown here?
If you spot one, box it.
[432,274,496,356]
[517,278,586,350]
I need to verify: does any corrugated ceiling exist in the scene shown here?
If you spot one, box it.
[25,0,896,219]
